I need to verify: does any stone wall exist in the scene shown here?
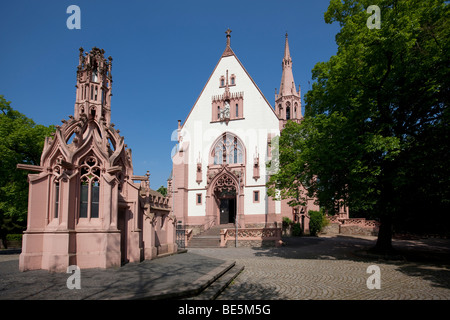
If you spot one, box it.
[226,240,277,247]
[321,223,340,235]
[321,217,380,237]
[0,240,22,249]
[340,224,378,236]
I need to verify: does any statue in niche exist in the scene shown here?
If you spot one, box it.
[220,101,230,120]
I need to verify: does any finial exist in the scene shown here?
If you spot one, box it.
[222,29,235,57]
[225,28,232,47]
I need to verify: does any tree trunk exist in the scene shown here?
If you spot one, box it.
[0,236,7,249]
[374,214,393,252]
[374,157,396,253]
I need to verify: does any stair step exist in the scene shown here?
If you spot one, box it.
[198,224,235,235]
[188,264,245,300]
[200,235,220,239]
[188,238,221,248]
[188,224,236,248]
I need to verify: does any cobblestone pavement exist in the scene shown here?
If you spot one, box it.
[188,235,450,300]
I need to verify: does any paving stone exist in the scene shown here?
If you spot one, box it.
[188,235,450,300]
[1,235,448,300]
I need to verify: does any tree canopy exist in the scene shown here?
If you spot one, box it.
[267,0,450,250]
[157,185,168,197]
[0,95,55,247]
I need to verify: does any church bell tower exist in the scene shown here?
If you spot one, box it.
[275,33,302,130]
[75,47,113,126]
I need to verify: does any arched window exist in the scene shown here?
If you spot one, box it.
[92,64,98,82]
[79,156,101,219]
[235,104,239,118]
[212,133,244,165]
[54,181,60,219]
[286,102,291,120]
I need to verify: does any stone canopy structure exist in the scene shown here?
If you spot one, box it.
[18,47,177,272]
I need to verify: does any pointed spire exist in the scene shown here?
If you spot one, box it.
[284,33,291,60]
[279,32,297,97]
[222,28,235,57]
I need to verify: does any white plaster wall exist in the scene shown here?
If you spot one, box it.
[179,53,281,217]
[187,190,206,216]
[243,185,267,215]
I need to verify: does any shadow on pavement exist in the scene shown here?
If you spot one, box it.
[248,234,450,291]
[0,252,229,300]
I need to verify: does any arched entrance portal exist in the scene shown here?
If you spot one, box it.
[213,173,238,225]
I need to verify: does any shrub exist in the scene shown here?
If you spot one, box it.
[281,217,293,236]
[282,217,292,228]
[292,222,303,237]
[6,234,22,242]
[309,210,328,236]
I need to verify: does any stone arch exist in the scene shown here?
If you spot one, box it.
[286,101,291,120]
[206,167,244,226]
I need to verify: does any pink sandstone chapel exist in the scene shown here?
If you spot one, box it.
[169,30,349,246]
[18,47,177,272]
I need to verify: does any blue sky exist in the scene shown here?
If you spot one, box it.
[0,0,340,190]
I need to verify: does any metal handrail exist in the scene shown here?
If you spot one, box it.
[203,216,217,232]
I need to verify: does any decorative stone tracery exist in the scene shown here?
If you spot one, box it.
[213,173,237,194]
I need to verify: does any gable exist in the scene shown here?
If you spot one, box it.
[181,52,278,131]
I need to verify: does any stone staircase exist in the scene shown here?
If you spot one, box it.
[187,261,244,300]
[188,224,234,248]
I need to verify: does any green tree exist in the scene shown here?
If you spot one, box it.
[268,0,450,251]
[157,185,167,197]
[0,95,55,248]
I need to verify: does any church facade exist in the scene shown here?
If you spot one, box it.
[18,47,177,272]
[170,31,334,234]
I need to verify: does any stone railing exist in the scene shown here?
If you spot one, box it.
[342,218,368,226]
[324,216,380,236]
[342,218,380,228]
[220,227,282,247]
[328,213,352,223]
[185,229,193,245]
[327,216,380,228]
